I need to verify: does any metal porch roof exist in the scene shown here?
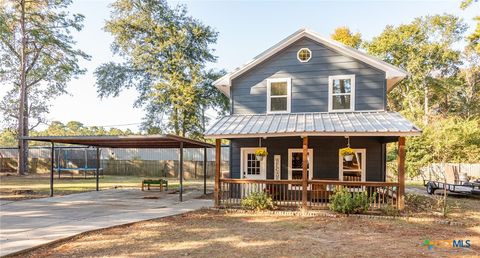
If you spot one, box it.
[205,111,421,139]
[23,134,214,149]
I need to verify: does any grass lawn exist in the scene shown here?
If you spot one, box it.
[0,174,212,201]
[12,209,480,258]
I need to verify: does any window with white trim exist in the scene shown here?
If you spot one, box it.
[328,75,355,112]
[267,78,291,113]
[297,48,312,62]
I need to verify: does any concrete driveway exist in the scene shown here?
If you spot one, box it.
[0,188,212,256]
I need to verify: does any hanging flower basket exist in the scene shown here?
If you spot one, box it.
[255,149,268,161]
[339,147,354,161]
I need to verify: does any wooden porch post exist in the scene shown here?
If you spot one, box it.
[397,136,406,210]
[214,139,221,207]
[302,136,308,210]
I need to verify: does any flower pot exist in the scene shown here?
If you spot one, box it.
[256,155,265,161]
[344,154,354,161]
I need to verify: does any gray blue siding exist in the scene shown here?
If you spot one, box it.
[229,136,387,182]
[231,37,386,114]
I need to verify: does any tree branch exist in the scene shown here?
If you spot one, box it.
[0,38,20,59]
[25,43,44,75]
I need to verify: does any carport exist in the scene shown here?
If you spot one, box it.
[23,134,214,201]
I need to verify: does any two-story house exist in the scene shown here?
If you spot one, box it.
[205,28,421,210]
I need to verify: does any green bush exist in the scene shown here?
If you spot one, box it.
[240,191,274,211]
[329,188,374,214]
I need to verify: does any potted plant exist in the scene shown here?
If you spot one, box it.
[255,149,268,161]
[339,147,355,161]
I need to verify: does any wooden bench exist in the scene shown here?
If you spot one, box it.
[141,179,168,192]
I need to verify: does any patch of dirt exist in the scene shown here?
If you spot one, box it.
[11,209,480,258]
[11,189,35,195]
[142,196,160,199]
[195,192,213,199]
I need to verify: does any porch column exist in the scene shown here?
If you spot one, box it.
[214,139,221,207]
[397,136,406,210]
[50,142,54,197]
[302,136,308,210]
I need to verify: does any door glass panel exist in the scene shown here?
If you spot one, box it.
[291,152,310,180]
[246,153,260,175]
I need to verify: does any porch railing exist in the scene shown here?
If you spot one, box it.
[219,179,399,210]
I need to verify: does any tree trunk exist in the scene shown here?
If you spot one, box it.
[17,0,28,175]
[201,106,205,133]
[423,85,429,124]
[173,106,179,136]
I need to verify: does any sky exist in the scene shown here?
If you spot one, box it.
[1,0,479,132]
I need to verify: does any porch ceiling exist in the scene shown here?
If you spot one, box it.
[205,111,421,139]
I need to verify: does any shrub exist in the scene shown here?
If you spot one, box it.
[241,191,274,211]
[329,188,374,214]
[404,193,435,212]
[405,193,454,217]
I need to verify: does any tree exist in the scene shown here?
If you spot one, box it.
[330,26,362,49]
[95,0,226,139]
[437,48,480,118]
[461,0,480,53]
[0,0,90,174]
[365,15,467,123]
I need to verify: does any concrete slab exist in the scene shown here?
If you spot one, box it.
[0,189,212,256]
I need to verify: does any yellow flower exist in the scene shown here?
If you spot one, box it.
[339,147,354,156]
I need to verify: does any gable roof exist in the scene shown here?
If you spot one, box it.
[214,28,408,97]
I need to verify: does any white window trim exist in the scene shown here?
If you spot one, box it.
[339,148,366,182]
[287,148,314,180]
[297,48,312,63]
[240,147,267,179]
[266,78,291,114]
[328,74,355,112]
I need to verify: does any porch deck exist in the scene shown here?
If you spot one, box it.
[219,179,398,210]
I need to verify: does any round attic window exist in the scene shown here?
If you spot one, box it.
[297,48,312,62]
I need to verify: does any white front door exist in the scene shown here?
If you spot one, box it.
[241,148,266,179]
[288,148,313,190]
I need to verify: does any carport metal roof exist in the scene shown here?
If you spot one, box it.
[23,134,214,149]
[23,134,213,201]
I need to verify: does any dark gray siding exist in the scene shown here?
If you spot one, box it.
[229,136,386,181]
[231,37,386,114]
